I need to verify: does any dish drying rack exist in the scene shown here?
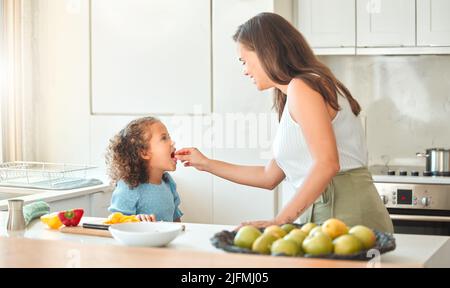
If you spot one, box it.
[0,161,101,190]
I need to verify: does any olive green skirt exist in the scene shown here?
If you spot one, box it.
[299,167,394,233]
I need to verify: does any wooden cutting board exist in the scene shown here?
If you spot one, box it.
[59,226,112,238]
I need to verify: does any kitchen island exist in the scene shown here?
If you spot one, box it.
[0,213,449,268]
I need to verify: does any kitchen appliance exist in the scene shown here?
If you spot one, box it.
[416,148,450,176]
[370,165,450,236]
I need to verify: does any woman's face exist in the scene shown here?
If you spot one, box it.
[238,43,274,91]
[141,122,177,172]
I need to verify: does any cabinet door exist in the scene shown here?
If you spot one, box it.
[417,0,450,46]
[91,0,211,114]
[357,0,415,47]
[297,0,355,48]
[90,190,113,217]
[48,195,91,215]
[212,0,278,225]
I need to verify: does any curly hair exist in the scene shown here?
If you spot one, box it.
[106,116,160,188]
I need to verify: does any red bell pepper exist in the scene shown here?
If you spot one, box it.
[58,208,84,226]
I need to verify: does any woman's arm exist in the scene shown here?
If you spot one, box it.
[241,79,340,228]
[275,79,340,224]
[175,149,285,190]
[207,158,285,190]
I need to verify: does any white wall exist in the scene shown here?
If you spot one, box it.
[279,55,450,217]
[34,0,91,164]
[319,55,450,166]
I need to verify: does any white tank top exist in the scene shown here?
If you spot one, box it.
[273,94,368,189]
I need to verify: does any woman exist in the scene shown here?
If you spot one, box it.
[175,12,393,232]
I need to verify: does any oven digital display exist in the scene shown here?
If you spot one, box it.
[397,189,413,205]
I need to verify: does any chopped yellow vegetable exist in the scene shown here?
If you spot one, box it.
[103,212,140,224]
[40,212,63,229]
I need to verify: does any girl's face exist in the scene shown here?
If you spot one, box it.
[238,43,274,91]
[141,122,177,172]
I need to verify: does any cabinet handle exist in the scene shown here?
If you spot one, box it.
[390,214,450,223]
[90,191,105,196]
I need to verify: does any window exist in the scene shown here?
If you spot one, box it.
[0,0,5,162]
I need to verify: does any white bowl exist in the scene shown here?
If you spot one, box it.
[109,222,183,247]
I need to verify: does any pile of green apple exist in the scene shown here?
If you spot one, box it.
[233,218,377,257]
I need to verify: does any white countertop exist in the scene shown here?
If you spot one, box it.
[0,184,113,211]
[372,175,450,185]
[1,213,449,267]
[0,213,233,254]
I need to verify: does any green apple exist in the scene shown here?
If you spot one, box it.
[271,239,301,256]
[349,225,376,249]
[264,225,287,239]
[234,225,262,249]
[281,223,297,234]
[302,233,333,256]
[333,234,364,255]
[252,234,278,254]
[284,229,308,247]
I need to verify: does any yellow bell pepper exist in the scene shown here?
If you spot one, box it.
[40,212,63,229]
[103,212,139,224]
[121,215,140,223]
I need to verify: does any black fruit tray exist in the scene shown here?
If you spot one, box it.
[210,226,396,261]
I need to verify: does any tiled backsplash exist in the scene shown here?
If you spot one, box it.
[319,55,450,167]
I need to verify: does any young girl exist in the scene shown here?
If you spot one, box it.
[106,116,183,222]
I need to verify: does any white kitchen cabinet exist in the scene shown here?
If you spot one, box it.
[91,0,211,115]
[212,0,285,225]
[89,190,113,217]
[417,0,450,46]
[213,0,276,114]
[212,147,278,225]
[357,0,415,47]
[297,0,355,54]
[47,195,91,215]
[46,189,113,217]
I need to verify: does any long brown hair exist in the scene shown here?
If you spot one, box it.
[233,12,361,121]
[106,116,160,188]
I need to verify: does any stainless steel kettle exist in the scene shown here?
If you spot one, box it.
[416,148,450,176]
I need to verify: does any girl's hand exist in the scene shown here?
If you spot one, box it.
[137,214,156,222]
[174,148,210,171]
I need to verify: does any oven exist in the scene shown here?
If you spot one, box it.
[387,208,450,236]
[371,165,450,236]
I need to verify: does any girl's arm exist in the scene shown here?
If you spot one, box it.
[175,149,285,190]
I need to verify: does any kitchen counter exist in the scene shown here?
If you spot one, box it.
[0,213,449,267]
[0,236,404,268]
[0,184,112,211]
